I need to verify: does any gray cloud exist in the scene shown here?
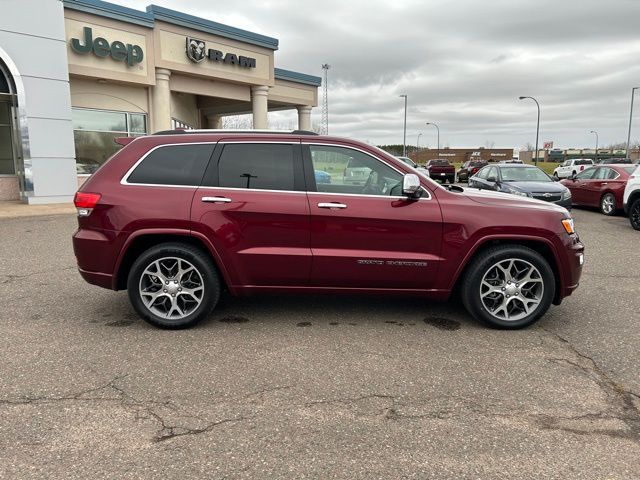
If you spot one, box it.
[121,0,640,149]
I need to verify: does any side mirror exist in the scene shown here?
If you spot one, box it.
[402,173,422,198]
[487,176,497,183]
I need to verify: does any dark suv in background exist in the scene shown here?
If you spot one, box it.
[457,160,488,182]
[73,130,584,330]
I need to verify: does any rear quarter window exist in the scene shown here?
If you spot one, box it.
[126,144,215,186]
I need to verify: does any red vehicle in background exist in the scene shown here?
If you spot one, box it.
[425,159,456,183]
[457,160,488,182]
[560,165,637,215]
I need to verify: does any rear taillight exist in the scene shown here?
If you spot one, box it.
[74,192,101,217]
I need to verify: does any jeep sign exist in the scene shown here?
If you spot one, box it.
[71,27,144,67]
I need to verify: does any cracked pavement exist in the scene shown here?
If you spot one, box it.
[0,209,639,479]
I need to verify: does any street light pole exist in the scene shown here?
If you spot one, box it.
[519,96,540,166]
[590,130,598,163]
[626,87,639,160]
[417,132,423,152]
[426,122,440,159]
[399,94,407,156]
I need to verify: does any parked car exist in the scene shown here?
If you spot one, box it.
[343,157,371,186]
[469,164,572,209]
[595,158,633,165]
[457,160,488,182]
[396,156,430,177]
[623,164,640,230]
[425,159,456,183]
[499,159,523,164]
[553,158,594,179]
[73,130,583,330]
[561,165,636,216]
[314,170,332,184]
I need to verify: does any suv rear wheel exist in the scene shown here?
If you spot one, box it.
[127,243,220,329]
[461,245,555,329]
[630,198,640,231]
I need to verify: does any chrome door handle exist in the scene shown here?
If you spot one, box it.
[202,196,232,203]
[602,182,608,185]
[318,202,347,209]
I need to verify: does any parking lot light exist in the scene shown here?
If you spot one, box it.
[519,96,540,166]
[400,94,408,157]
[426,122,440,159]
[590,130,598,163]
[626,87,639,160]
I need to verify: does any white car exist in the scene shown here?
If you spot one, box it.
[623,164,640,230]
[553,158,594,179]
[396,156,430,178]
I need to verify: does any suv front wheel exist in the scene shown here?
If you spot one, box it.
[461,245,555,329]
[127,243,220,329]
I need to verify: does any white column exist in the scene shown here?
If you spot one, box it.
[297,106,312,131]
[251,85,269,129]
[152,68,171,132]
[206,114,223,129]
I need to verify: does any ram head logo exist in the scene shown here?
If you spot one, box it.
[186,37,206,63]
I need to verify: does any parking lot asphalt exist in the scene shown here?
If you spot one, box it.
[1,208,639,479]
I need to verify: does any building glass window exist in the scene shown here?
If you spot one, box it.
[72,108,147,174]
[0,97,15,175]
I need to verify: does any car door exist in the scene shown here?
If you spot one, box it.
[470,165,490,189]
[303,143,443,289]
[191,140,312,288]
[581,167,610,207]
[569,167,598,205]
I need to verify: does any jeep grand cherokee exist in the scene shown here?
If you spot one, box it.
[73,130,584,329]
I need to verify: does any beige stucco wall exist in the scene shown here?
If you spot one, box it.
[170,92,199,127]
[271,79,318,107]
[154,21,274,86]
[64,10,155,85]
[170,74,250,102]
[70,77,149,114]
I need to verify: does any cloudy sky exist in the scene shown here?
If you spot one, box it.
[120,0,640,150]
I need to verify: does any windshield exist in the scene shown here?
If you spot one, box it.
[500,167,552,182]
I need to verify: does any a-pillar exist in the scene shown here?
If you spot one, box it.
[206,114,223,129]
[297,106,312,131]
[152,68,171,132]
[251,85,269,129]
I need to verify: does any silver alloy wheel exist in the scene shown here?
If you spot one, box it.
[479,258,544,322]
[139,257,204,320]
[601,194,615,214]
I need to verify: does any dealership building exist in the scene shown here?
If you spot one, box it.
[0,0,321,203]
[412,147,515,164]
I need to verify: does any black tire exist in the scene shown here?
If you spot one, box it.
[461,245,555,329]
[630,198,640,231]
[600,193,616,216]
[127,242,220,329]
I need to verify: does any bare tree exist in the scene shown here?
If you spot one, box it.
[484,140,495,149]
[222,115,252,129]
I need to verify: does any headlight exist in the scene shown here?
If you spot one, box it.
[561,189,572,200]
[507,187,529,197]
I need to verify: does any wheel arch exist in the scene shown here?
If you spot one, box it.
[450,236,562,304]
[113,229,233,292]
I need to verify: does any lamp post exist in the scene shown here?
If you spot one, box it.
[400,94,407,156]
[426,122,440,159]
[519,96,540,166]
[590,130,598,163]
[626,87,639,160]
[416,132,423,152]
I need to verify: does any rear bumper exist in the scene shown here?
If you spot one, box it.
[78,268,115,290]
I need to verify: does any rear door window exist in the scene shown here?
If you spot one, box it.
[126,143,215,186]
[576,168,597,180]
[213,143,301,191]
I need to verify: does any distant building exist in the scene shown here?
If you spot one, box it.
[412,147,514,165]
[519,148,639,163]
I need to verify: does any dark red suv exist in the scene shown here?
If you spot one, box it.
[73,131,584,329]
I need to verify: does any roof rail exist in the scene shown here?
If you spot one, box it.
[153,129,319,136]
